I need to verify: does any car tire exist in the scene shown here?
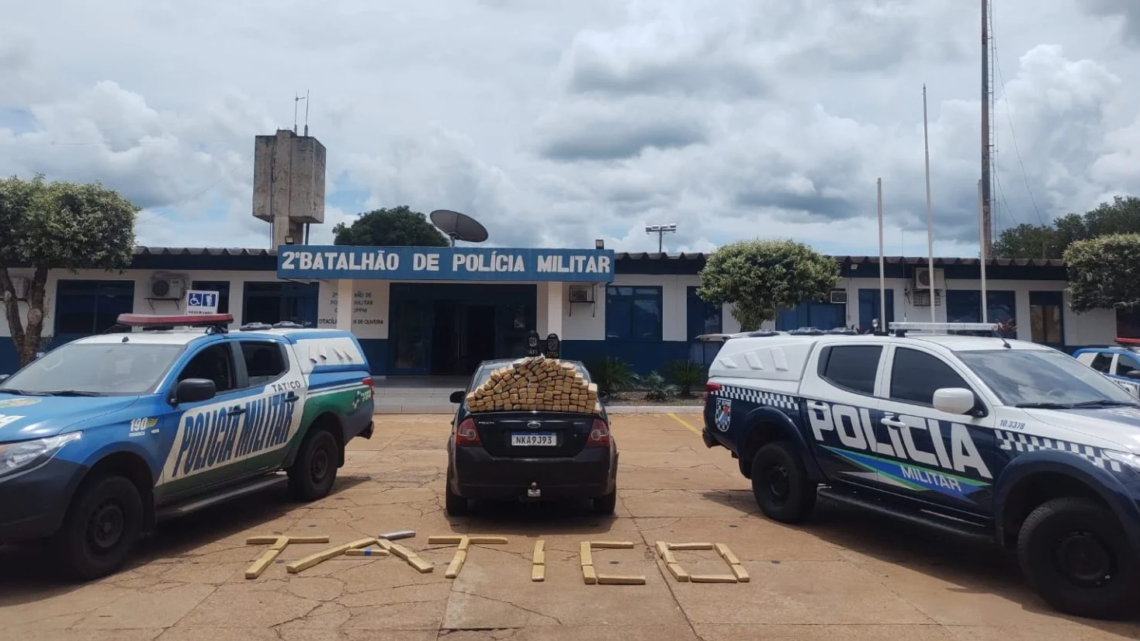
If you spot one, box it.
[593,489,617,516]
[445,475,468,517]
[56,475,144,580]
[751,442,816,524]
[1017,497,1140,619]
[288,428,339,502]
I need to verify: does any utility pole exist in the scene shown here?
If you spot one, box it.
[981,0,993,255]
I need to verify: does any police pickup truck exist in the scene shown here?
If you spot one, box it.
[1073,339,1140,399]
[0,313,375,579]
[701,322,1140,620]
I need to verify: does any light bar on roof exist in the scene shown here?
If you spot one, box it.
[889,322,998,332]
[117,313,234,327]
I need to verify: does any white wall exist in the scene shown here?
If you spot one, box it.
[316,280,389,339]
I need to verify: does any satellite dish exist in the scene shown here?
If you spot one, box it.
[430,209,489,246]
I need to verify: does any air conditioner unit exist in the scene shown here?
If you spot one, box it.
[149,274,187,300]
[9,276,29,301]
[914,268,934,290]
[829,289,848,305]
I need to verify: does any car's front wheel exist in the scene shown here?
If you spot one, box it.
[57,475,143,580]
[289,428,340,501]
[1017,497,1140,619]
[751,442,816,524]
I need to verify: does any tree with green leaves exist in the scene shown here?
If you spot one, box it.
[698,239,839,331]
[993,196,1140,259]
[332,205,450,247]
[0,175,138,366]
[1064,234,1140,313]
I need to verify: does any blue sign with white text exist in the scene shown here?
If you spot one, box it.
[276,246,616,282]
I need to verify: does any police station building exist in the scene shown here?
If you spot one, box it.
[0,245,1119,378]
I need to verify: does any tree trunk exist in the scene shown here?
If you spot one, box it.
[0,265,48,366]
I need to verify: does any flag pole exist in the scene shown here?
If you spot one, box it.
[978,179,988,323]
[923,85,936,323]
[878,178,886,334]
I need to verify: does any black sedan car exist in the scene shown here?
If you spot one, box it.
[445,359,618,516]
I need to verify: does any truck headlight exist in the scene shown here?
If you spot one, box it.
[1104,450,1140,472]
[0,432,81,479]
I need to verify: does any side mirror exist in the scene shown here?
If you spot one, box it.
[449,390,465,404]
[1125,371,1140,380]
[173,378,216,405]
[598,391,609,405]
[933,388,976,415]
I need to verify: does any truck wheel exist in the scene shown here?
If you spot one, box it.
[1017,497,1140,619]
[57,475,143,580]
[593,488,617,516]
[445,473,468,517]
[751,442,816,524]
[288,429,339,501]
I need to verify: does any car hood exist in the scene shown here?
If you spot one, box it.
[1021,405,1140,453]
[0,394,141,443]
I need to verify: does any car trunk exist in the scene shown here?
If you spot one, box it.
[471,411,595,458]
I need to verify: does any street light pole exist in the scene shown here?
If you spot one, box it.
[645,224,677,253]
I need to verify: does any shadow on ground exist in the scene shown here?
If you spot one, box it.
[0,474,369,602]
[702,488,1140,631]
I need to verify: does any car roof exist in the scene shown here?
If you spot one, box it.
[900,334,1051,352]
[71,327,348,346]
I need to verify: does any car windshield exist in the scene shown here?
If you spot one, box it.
[0,343,182,396]
[958,349,1139,408]
[468,360,591,391]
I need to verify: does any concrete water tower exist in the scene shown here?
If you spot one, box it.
[252,129,326,248]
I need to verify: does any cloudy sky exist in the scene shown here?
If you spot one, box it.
[2,0,1139,257]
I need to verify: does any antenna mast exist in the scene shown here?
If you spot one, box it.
[304,89,310,137]
[981,0,994,254]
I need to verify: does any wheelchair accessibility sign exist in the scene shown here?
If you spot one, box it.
[186,290,220,315]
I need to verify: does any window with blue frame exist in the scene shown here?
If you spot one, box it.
[686,287,722,340]
[946,290,1016,337]
[858,289,894,331]
[242,282,319,327]
[606,286,662,341]
[190,280,231,314]
[54,280,136,336]
[776,300,846,331]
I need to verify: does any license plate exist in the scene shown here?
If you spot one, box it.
[511,432,556,446]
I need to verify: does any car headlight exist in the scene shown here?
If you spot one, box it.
[1104,450,1140,472]
[0,432,82,479]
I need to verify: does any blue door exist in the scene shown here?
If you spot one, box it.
[858,289,894,332]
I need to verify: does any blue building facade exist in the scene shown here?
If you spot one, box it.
[0,248,1112,376]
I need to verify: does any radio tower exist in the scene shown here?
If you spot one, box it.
[981,0,995,253]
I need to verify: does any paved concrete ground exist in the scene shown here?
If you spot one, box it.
[2,414,1139,641]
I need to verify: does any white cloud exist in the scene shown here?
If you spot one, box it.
[0,0,1138,257]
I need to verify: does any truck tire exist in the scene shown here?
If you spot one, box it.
[56,475,144,580]
[288,428,339,501]
[751,442,816,524]
[1017,497,1140,619]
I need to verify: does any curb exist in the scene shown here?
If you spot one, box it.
[375,405,704,415]
[605,406,703,414]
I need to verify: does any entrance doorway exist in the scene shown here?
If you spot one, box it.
[389,284,536,376]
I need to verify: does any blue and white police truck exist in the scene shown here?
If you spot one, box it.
[0,313,375,579]
[701,322,1140,619]
[1073,339,1140,399]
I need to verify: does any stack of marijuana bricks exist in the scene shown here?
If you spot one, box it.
[466,356,601,413]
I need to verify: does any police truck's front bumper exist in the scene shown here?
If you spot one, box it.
[0,459,84,543]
